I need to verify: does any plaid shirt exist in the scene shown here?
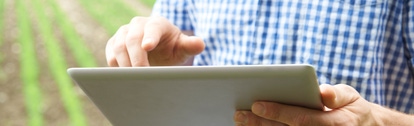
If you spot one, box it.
[152,0,414,113]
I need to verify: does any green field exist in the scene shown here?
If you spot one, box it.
[1,0,155,125]
[16,0,44,125]
[141,0,157,7]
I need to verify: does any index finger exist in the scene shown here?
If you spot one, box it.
[125,17,150,67]
[141,16,170,51]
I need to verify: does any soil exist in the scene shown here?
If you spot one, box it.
[0,0,152,125]
[0,0,26,125]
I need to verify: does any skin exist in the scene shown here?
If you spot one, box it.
[106,16,414,126]
[106,16,205,67]
[234,84,414,126]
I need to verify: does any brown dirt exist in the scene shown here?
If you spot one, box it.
[0,0,26,125]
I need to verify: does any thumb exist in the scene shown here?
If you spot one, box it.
[320,84,360,109]
[177,34,205,56]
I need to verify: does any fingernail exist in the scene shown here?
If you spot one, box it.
[234,112,247,123]
[252,103,265,115]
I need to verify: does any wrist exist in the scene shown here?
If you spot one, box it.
[374,103,414,125]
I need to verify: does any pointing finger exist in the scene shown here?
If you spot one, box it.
[126,17,150,67]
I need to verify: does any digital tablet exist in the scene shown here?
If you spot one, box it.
[68,64,323,126]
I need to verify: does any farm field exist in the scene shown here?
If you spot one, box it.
[0,0,154,125]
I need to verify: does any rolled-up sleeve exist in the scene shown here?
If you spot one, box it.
[151,0,194,31]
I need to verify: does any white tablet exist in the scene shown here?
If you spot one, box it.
[68,64,323,126]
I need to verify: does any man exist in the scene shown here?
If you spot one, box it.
[105,0,414,125]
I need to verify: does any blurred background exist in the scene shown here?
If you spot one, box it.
[0,0,155,125]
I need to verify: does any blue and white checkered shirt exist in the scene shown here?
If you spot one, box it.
[152,0,414,113]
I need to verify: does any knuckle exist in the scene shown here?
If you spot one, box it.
[146,19,162,27]
[337,84,360,97]
[342,84,357,93]
[130,16,146,23]
[106,37,115,50]
[119,24,129,32]
[152,15,166,22]
[266,108,281,121]
[148,16,170,28]
[233,111,243,122]
[107,36,115,44]
[245,112,260,126]
[113,40,126,53]
[125,34,141,46]
[146,18,164,29]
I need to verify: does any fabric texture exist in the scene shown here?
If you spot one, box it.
[152,0,414,114]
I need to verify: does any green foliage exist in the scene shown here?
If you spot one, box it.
[48,0,97,67]
[141,0,157,7]
[12,0,154,124]
[16,0,44,125]
[77,0,140,34]
[30,0,87,125]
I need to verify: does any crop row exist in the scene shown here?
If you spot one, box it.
[16,0,44,125]
[47,0,97,67]
[30,0,88,125]
[13,0,154,125]
[77,0,140,34]
[15,0,101,125]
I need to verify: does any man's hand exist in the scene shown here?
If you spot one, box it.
[234,84,414,126]
[106,16,205,67]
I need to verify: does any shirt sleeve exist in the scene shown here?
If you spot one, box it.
[403,0,414,70]
[151,0,194,31]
